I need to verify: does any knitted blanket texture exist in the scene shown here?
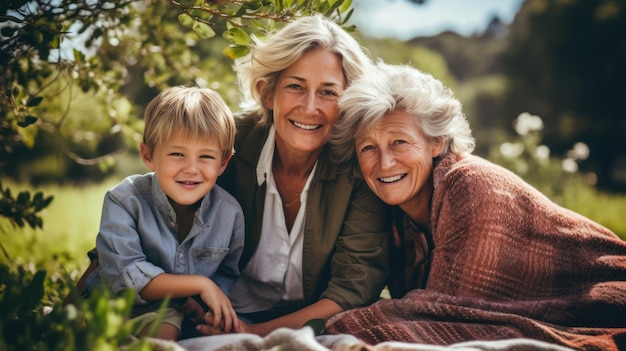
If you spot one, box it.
[324,153,626,351]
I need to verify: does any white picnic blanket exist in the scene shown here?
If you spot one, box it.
[174,327,575,351]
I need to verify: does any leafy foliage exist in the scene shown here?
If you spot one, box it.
[0,179,53,260]
[0,263,163,351]
[0,179,53,230]
[166,0,354,58]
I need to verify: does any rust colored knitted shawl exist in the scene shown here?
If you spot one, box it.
[325,153,626,351]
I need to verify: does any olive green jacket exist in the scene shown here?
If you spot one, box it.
[217,113,390,311]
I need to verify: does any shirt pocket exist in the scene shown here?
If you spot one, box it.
[191,247,229,262]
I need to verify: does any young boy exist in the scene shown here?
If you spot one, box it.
[94,86,244,340]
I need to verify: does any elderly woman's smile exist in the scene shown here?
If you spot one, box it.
[378,174,406,183]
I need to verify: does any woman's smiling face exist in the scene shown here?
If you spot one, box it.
[356,110,444,209]
[268,47,345,155]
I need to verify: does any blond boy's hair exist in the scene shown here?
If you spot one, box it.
[142,86,235,160]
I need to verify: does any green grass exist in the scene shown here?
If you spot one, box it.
[559,185,626,239]
[1,178,118,276]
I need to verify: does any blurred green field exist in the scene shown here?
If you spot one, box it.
[559,185,626,239]
[0,178,119,277]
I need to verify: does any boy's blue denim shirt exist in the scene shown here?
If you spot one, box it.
[94,172,245,304]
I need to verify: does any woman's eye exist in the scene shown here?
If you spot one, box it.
[286,84,303,90]
[321,89,338,97]
[359,145,375,153]
[391,140,411,151]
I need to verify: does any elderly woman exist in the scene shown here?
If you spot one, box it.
[193,15,390,337]
[326,62,626,350]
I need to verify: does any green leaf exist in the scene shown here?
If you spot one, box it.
[18,270,46,316]
[193,21,216,39]
[26,96,43,107]
[192,9,212,21]
[324,0,343,16]
[74,49,85,63]
[17,115,38,127]
[1,26,15,37]
[16,191,30,204]
[339,0,352,13]
[223,45,250,59]
[223,27,250,46]
[32,27,44,44]
[50,35,60,48]
[303,318,325,335]
[33,191,44,203]
[342,8,354,25]
[40,195,54,209]
[178,13,196,29]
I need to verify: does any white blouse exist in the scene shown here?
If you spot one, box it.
[229,126,317,313]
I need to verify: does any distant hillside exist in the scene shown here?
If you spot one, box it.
[406,18,510,81]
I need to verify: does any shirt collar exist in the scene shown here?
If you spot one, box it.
[256,125,276,186]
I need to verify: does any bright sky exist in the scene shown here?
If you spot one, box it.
[349,0,525,40]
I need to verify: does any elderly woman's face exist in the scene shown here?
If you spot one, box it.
[356,111,443,209]
[268,47,345,155]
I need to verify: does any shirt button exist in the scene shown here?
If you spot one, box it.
[178,252,184,260]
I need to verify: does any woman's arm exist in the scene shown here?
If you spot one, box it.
[319,178,391,310]
[197,298,342,336]
[245,298,342,336]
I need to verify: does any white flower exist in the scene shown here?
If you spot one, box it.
[567,142,590,161]
[514,112,544,136]
[43,305,54,316]
[500,142,524,158]
[535,144,550,160]
[562,158,578,173]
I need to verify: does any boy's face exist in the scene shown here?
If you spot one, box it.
[140,130,231,207]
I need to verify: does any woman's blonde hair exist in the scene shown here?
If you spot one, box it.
[235,14,372,126]
[142,86,235,160]
[331,62,475,174]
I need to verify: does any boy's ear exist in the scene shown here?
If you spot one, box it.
[140,142,155,171]
[218,151,233,176]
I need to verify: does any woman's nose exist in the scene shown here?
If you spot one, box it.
[302,92,318,115]
[379,149,396,170]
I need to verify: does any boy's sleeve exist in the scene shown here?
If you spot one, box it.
[96,191,165,303]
